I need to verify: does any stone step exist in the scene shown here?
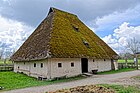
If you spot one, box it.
[82,73,93,77]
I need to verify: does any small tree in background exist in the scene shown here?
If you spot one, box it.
[126,37,140,54]
[126,38,140,69]
[0,50,3,59]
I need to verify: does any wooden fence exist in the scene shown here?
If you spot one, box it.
[0,64,14,71]
[118,63,140,69]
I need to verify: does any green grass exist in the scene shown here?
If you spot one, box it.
[0,72,85,91]
[99,84,140,93]
[0,59,4,64]
[0,59,13,64]
[97,68,136,75]
[118,59,140,63]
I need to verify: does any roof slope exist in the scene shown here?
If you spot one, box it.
[11,8,118,61]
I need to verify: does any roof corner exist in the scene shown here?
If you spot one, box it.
[48,7,54,14]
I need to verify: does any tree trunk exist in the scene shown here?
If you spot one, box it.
[4,59,6,65]
[125,57,128,67]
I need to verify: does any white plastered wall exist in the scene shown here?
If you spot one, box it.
[14,58,112,79]
[88,59,112,72]
[97,59,112,72]
[48,58,82,79]
[14,59,48,78]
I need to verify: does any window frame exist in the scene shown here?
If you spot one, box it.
[71,62,74,67]
[34,63,36,67]
[72,25,79,32]
[41,63,43,68]
[58,63,62,68]
[83,40,90,48]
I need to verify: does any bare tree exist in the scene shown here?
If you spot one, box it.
[126,37,140,69]
[0,50,4,59]
[126,37,140,54]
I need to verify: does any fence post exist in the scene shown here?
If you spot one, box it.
[125,57,128,68]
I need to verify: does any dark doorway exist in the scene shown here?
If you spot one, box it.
[81,58,88,73]
[111,59,115,70]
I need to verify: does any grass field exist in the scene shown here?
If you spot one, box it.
[0,59,13,64]
[118,59,140,63]
[0,68,137,90]
[0,72,85,90]
[97,68,136,75]
[100,84,140,93]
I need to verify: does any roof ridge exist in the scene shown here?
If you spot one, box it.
[47,10,55,58]
[50,7,77,17]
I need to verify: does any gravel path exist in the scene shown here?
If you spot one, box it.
[1,70,140,93]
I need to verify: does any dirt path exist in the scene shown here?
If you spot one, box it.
[1,70,140,93]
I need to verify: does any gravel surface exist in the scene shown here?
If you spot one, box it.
[1,70,140,93]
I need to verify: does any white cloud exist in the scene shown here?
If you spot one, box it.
[93,5,140,32]
[1,0,140,26]
[102,22,140,54]
[0,15,34,53]
[102,35,119,54]
[102,34,117,44]
[2,0,8,2]
[113,22,140,41]
[118,37,127,46]
[2,0,13,5]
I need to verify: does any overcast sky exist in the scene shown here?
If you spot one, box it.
[0,0,140,54]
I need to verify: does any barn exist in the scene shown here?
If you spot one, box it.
[11,7,118,79]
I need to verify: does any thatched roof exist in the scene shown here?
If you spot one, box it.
[11,7,118,62]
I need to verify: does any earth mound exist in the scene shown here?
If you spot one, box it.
[48,85,115,93]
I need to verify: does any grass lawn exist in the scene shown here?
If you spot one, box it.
[97,68,136,75]
[100,84,140,93]
[0,59,13,65]
[0,69,138,91]
[118,59,140,63]
[0,71,85,91]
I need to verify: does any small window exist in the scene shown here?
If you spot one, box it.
[41,63,43,68]
[104,59,106,61]
[83,40,90,48]
[72,26,79,32]
[34,63,36,67]
[18,66,19,69]
[58,63,62,68]
[71,63,74,67]
[93,59,95,62]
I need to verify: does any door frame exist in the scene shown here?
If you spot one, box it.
[81,58,88,73]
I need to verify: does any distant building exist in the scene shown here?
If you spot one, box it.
[11,7,118,79]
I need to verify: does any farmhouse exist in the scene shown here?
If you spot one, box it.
[11,7,118,79]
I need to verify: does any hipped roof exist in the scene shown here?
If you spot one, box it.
[11,7,118,61]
